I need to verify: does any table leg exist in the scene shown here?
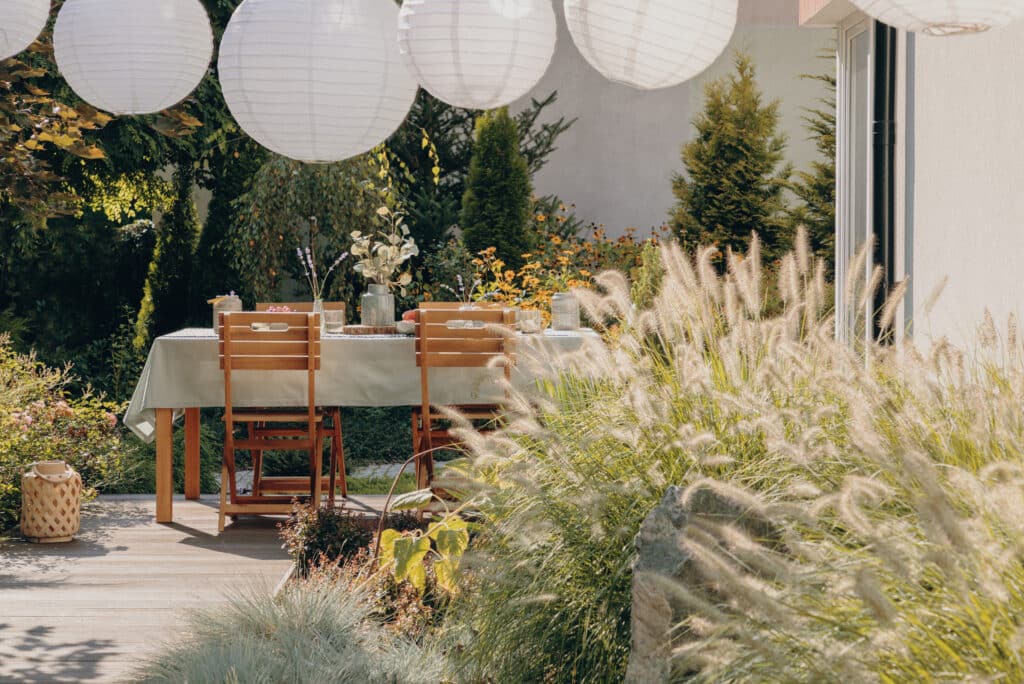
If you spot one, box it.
[155,408,174,523]
[184,408,201,500]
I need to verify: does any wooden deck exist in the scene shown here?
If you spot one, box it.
[0,493,388,683]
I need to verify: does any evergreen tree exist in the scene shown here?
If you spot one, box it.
[133,162,200,350]
[787,71,836,273]
[671,53,792,262]
[460,108,533,269]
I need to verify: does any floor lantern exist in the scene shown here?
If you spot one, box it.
[564,0,738,90]
[398,0,557,110]
[53,0,212,115]
[849,0,1024,35]
[1,0,51,60]
[219,0,418,163]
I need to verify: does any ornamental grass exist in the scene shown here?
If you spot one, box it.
[438,229,1024,682]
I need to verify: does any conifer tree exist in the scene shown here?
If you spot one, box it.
[133,162,199,350]
[671,53,792,262]
[787,71,836,273]
[460,108,533,269]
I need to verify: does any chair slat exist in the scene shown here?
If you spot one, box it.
[221,357,320,371]
[414,338,505,353]
[219,340,319,357]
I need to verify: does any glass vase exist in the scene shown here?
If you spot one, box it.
[312,298,325,333]
[360,283,394,327]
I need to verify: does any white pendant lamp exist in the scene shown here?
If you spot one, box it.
[1,0,51,60]
[219,0,418,163]
[398,0,557,110]
[849,0,1024,35]
[53,0,213,115]
[564,0,738,90]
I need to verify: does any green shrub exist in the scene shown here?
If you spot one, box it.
[107,422,222,496]
[460,108,533,269]
[0,337,125,532]
[133,572,444,684]
[133,163,199,351]
[441,231,1024,682]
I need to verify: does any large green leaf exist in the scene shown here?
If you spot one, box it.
[393,534,431,593]
[391,487,434,511]
[427,516,470,559]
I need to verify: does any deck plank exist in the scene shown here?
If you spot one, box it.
[0,495,314,683]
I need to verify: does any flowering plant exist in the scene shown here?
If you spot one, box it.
[350,206,419,291]
[439,274,483,305]
[296,216,348,301]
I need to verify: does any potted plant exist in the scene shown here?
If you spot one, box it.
[350,206,419,326]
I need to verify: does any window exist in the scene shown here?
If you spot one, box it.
[836,18,898,345]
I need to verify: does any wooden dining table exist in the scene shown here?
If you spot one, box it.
[123,327,599,523]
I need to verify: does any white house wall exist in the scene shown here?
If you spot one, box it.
[513,0,835,237]
[909,23,1024,346]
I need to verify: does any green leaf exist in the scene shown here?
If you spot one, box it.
[434,557,459,594]
[378,528,401,571]
[391,487,433,511]
[427,516,469,558]
[393,534,431,592]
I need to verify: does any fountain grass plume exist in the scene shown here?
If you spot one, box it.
[437,227,1024,682]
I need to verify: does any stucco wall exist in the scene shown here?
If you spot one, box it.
[909,22,1024,345]
[513,0,835,236]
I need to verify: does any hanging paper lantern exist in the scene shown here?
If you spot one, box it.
[564,0,738,90]
[1,0,51,60]
[848,0,1024,35]
[397,0,557,110]
[53,0,212,116]
[219,0,418,164]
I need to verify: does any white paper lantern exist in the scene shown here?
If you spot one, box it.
[1,0,51,60]
[53,0,212,116]
[849,0,1024,35]
[564,0,738,90]
[398,0,557,110]
[219,0,418,164]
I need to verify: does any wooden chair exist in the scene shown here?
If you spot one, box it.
[414,306,515,488]
[218,311,341,531]
[252,302,347,499]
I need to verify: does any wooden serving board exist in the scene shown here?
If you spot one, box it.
[339,324,398,335]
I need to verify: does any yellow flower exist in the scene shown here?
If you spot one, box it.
[535,214,547,222]
[550,236,562,245]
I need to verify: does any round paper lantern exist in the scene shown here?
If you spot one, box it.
[1,0,50,60]
[398,0,557,110]
[53,0,212,115]
[848,0,1024,35]
[564,0,738,90]
[219,0,418,163]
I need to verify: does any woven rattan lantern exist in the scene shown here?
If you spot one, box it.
[21,461,82,543]
[564,0,738,90]
[849,0,1024,35]
[1,0,51,60]
[219,0,418,163]
[398,0,557,110]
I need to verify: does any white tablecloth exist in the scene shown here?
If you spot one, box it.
[123,328,598,442]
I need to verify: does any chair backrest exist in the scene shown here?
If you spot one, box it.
[219,311,320,372]
[255,301,346,313]
[415,307,515,372]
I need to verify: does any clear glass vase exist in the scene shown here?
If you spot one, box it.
[360,283,394,327]
[312,298,325,333]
